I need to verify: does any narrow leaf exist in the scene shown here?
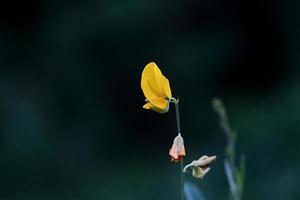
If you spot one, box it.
[184,181,206,200]
[224,159,236,195]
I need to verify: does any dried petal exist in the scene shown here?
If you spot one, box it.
[169,134,186,162]
[183,155,216,179]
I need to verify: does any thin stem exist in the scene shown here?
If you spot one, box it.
[174,99,181,134]
[181,160,184,200]
[171,98,184,200]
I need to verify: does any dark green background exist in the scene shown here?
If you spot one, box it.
[0,0,300,199]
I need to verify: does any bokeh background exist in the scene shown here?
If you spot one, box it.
[1,0,300,199]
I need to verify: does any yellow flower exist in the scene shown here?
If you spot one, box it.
[183,155,216,179]
[141,62,172,113]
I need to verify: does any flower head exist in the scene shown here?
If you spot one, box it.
[183,155,216,179]
[169,134,186,162]
[141,62,172,113]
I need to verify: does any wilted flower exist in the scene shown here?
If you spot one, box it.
[141,62,172,113]
[183,155,216,179]
[169,134,186,162]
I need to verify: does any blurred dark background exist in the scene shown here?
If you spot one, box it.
[0,0,300,199]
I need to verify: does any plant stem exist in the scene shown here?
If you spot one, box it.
[171,98,184,200]
[212,98,245,200]
[180,160,184,200]
[174,99,181,134]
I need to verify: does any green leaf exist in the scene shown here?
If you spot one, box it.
[236,155,246,198]
[224,159,236,195]
[184,182,206,200]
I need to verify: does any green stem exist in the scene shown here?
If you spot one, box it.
[181,160,184,200]
[174,99,181,134]
[171,98,184,200]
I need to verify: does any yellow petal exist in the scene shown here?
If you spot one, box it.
[161,75,172,98]
[143,102,153,109]
[141,62,162,100]
[143,99,169,113]
[141,62,172,101]
[152,63,172,98]
[149,97,168,110]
